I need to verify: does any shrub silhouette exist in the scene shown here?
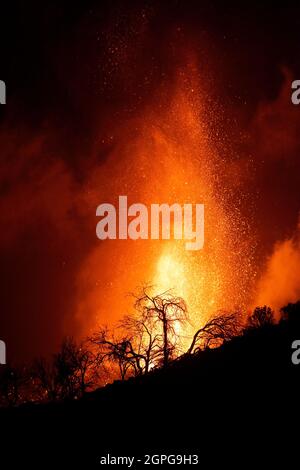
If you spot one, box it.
[246,306,274,329]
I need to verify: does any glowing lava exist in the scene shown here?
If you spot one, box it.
[75,65,255,340]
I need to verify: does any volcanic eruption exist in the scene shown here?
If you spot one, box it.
[76,61,256,343]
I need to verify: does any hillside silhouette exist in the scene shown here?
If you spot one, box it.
[1,300,300,467]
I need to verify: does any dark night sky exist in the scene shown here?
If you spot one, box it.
[0,0,300,362]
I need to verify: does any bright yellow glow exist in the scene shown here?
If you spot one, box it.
[155,248,187,295]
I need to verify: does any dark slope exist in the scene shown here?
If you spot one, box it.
[1,317,299,467]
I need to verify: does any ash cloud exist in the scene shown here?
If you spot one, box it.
[1,2,300,361]
[249,70,300,312]
[0,126,95,361]
[255,224,300,315]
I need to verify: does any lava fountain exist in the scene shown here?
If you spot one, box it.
[75,65,255,341]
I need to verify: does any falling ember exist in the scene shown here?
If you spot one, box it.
[76,63,255,339]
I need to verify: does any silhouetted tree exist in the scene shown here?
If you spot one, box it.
[54,337,97,398]
[90,289,188,378]
[0,364,27,407]
[187,311,242,354]
[247,306,274,329]
[134,288,188,367]
[119,314,161,374]
[31,357,60,402]
[31,337,98,401]
[89,327,142,380]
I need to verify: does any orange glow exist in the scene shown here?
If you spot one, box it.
[75,62,255,342]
